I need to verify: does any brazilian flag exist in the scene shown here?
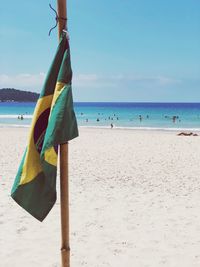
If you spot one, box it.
[11,34,78,221]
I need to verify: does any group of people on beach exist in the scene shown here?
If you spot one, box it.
[95,114,119,122]
[17,115,24,120]
[80,112,119,128]
[164,115,181,123]
[80,112,185,130]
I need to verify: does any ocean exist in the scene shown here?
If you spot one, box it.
[0,102,200,131]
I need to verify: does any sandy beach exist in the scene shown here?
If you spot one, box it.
[1,127,200,267]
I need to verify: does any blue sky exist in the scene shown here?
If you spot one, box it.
[0,0,199,102]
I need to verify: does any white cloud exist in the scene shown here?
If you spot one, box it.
[0,73,45,91]
[73,73,181,88]
[0,72,181,92]
[73,74,116,88]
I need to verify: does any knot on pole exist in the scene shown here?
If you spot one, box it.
[61,246,70,252]
[61,247,70,266]
[49,4,67,36]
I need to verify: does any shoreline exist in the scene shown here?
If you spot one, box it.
[0,123,200,134]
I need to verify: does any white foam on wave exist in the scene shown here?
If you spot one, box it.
[0,114,33,119]
[0,122,200,132]
[79,125,200,132]
[115,126,200,132]
[0,124,30,128]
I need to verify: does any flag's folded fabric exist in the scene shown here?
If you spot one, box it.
[11,34,78,221]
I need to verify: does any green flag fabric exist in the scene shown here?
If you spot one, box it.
[11,34,78,221]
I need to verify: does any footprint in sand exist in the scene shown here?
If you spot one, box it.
[17,226,27,234]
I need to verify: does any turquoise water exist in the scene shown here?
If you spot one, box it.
[1,102,200,130]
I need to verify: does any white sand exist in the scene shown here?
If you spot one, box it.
[1,127,200,267]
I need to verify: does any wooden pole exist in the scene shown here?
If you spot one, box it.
[57,0,67,39]
[57,0,70,267]
[60,144,70,267]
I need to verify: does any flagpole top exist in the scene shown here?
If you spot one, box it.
[49,4,68,36]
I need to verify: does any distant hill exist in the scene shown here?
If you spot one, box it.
[0,88,39,102]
